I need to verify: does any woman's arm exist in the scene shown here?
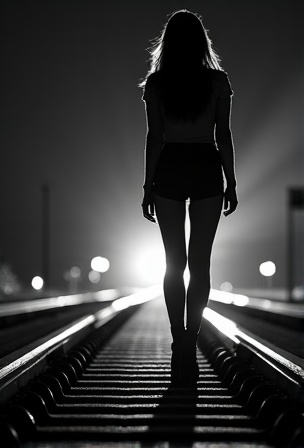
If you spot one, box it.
[215,96,238,216]
[143,102,164,188]
[141,101,163,222]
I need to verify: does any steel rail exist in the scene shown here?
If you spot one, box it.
[0,288,137,317]
[209,289,304,319]
[0,285,162,406]
[2,294,304,448]
[202,306,304,406]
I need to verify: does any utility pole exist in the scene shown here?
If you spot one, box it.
[41,184,50,289]
[287,187,304,301]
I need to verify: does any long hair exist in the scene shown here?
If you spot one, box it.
[140,10,223,121]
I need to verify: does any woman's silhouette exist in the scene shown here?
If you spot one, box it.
[140,10,238,388]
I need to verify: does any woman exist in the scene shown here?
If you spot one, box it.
[140,10,238,388]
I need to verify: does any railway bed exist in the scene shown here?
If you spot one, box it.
[0,288,303,448]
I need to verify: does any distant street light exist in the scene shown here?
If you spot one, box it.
[31,276,44,291]
[63,266,82,294]
[259,261,276,288]
[41,184,50,288]
[89,257,109,291]
[88,270,101,283]
[220,281,233,293]
[70,266,81,279]
[91,256,110,273]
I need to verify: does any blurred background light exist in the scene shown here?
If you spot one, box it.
[91,256,110,273]
[88,270,101,283]
[70,266,81,279]
[31,276,44,290]
[291,287,304,301]
[220,281,233,292]
[259,261,276,277]
[133,248,165,285]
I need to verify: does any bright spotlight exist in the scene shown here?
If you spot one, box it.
[91,256,110,273]
[133,248,165,284]
[88,270,101,283]
[259,261,276,277]
[31,276,44,290]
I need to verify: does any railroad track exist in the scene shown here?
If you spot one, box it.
[0,288,303,447]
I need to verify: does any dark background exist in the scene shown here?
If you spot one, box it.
[0,0,303,293]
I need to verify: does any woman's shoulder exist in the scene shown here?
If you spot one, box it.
[201,68,230,85]
[142,72,161,102]
[210,69,229,81]
[146,71,162,86]
[210,69,233,97]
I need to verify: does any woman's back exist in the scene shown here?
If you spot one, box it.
[142,69,233,144]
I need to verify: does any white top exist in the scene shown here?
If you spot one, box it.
[142,69,233,144]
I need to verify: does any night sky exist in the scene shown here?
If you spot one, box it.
[1,0,303,292]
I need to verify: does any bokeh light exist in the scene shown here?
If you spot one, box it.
[292,286,304,301]
[91,256,110,273]
[70,266,81,278]
[88,270,101,283]
[31,276,44,290]
[220,281,233,292]
[259,261,276,277]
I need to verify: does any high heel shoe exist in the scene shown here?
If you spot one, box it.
[180,330,199,388]
[170,341,182,387]
[169,327,185,388]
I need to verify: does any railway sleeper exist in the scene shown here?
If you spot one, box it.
[1,299,304,447]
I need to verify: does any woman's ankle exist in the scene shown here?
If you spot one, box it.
[170,324,185,340]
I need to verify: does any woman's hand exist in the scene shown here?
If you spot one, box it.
[141,188,156,223]
[223,186,238,216]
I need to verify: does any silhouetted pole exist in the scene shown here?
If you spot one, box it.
[287,188,304,302]
[287,192,292,302]
[42,184,50,289]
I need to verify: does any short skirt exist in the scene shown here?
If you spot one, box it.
[152,142,224,201]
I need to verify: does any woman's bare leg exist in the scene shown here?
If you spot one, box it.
[187,194,223,335]
[153,194,187,335]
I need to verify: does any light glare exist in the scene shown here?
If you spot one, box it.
[203,307,239,341]
[112,285,162,311]
[133,249,165,284]
[210,289,249,307]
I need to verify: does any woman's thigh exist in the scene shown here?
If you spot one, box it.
[154,194,187,268]
[188,194,223,271]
